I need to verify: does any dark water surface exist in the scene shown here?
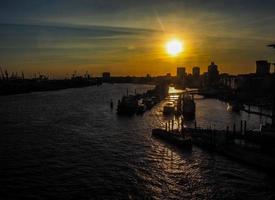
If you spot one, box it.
[0,84,274,199]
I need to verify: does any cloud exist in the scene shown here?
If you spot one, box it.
[0,22,158,47]
[1,0,275,25]
[0,0,274,75]
[0,22,159,66]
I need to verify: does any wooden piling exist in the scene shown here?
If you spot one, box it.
[177,118,180,131]
[272,97,275,127]
[110,99,114,109]
[172,119,174,131]
[181,117,184,133]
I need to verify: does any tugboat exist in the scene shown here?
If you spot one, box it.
[143,97,154,110]
[179,93,196,119]
[163,102,175,115]
[136,100,147,115]
[117,95,138,115]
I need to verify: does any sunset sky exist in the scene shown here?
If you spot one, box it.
[0,0,275,77]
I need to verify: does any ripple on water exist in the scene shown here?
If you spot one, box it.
[0,84,274,199]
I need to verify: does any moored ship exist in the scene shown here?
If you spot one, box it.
[178,93,196,119]
[117,95,138,115]
[163,102,175,115]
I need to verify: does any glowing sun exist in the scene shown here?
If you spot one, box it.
[166,39,184,56]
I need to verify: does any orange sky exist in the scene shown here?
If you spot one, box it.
[0,1,275,77]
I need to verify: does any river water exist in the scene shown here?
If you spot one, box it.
[0,84,274,199]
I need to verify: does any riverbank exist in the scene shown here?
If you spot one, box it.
[0,79,102,96]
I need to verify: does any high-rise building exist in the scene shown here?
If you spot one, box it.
[256,60,270,76]
[207,62,219,86]
[177,67,186,80]
[192,67,200,77]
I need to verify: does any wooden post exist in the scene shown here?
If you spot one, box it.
[240,120,243,134]
[181,117,184,133]
[272,97,275,127]
[110,99,114,109]
[244,120,247,134]
[165,123,168,131]
[172,119,174,131]
[177,118,180,131]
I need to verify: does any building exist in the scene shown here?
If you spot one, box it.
[192,67,200,77]
[177,67,186,80]
[207,62,220,87]
[102,72,111,82]
[220,74,238,89]
[256,60,270,76]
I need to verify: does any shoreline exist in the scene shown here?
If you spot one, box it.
[0,79,159,96]
[0,79,102,96]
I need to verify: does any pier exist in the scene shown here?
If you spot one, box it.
[152,128,192,149]
[241,103,273,119]
[117,83,169,115]
[152,118,275,172]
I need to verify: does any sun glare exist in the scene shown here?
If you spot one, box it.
[166,39,183,56]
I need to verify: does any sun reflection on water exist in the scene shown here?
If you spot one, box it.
[168,86,185,94]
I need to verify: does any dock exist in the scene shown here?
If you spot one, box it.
[152,128,192,149]
[152,118,275,173]
[117,83,169,115]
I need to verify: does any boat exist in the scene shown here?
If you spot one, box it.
[181,93,196,119]
[143,97,156,110]
[152,128,192,149]
[117,95,138,115]
[163,102,175,115]
[136,100,147,115]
